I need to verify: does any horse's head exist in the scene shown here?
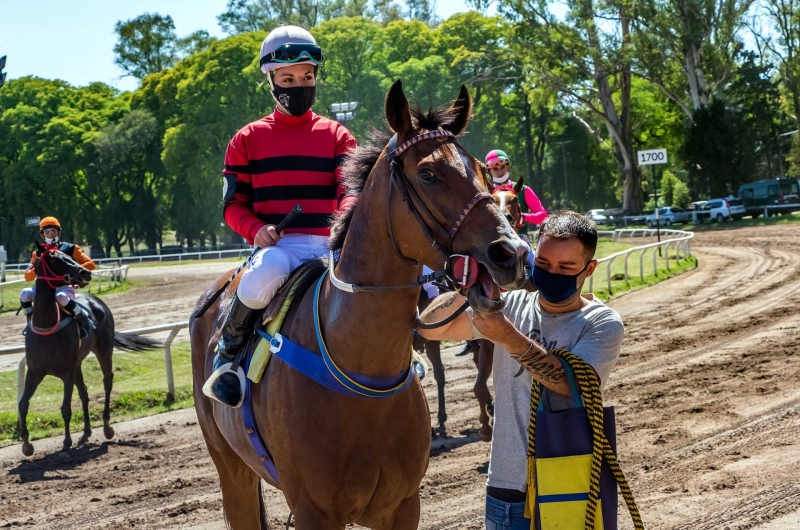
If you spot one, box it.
[493,176,525,231]
[383,81,528,313]
[34,241,92,288]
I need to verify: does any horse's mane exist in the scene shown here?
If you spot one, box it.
[329,104,461,251]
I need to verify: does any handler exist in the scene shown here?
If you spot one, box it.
[418,211,624,529]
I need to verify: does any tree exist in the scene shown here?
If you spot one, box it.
[114,13,179,79]
[633,0,753,116]
[498,0,644,212]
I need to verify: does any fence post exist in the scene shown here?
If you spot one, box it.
[605,257,615,294]
[639,248,647,282]
[588,272,593,293]
[164,328,180,402]
[17,356,26,403]
[653,247,659,277]
[664,241,671,270]
[624,252,630,283]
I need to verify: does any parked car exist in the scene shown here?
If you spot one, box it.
[696,198,746,223]
[586,209,608,225]
[645,207,690,227]
[738,178,800,217]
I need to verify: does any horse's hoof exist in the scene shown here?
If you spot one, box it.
[21,442,34,457]
[479,425,493,442]
[432,425,447,437]
[78,433,91,446]
[103,425,115,440]
[58,451,71,461]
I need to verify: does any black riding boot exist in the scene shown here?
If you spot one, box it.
[21,301,32,336]
[66,300,92,339]
[203,294,262,407]
[455,339,481,357]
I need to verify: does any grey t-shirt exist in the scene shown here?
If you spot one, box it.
[468,291,624,492]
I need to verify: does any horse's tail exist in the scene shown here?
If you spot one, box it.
[113,332,161,352]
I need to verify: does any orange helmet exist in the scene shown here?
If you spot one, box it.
[39,217,61,231]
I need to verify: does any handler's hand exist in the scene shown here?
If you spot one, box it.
[471,311,515,342]
[254,225,283,247]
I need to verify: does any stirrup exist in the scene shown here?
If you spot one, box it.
[412,351,428,380]
[202,362,246,408]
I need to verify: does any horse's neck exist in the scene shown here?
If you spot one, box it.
[32,279,59,329]
[321,193,423,378]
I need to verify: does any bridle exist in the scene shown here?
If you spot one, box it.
[35,245,74,289]
[328,129,492,296]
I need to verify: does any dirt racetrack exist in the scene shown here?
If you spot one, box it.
[1,224,799,529]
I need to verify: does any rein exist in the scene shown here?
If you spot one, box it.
[36,245,73,289]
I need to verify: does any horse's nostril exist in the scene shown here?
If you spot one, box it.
[487,241,518,267]
[505,214,514,224]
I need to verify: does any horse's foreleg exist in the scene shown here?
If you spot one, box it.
[94,349,115,439]
[473,339,495,442]
[376,493,421,530]
[426,340,447,435]
[18,370,45,457]
[59,371,75,454]
[75,366,92,445]
[292,502,344,530]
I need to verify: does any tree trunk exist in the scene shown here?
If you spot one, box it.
[520,96,537,190]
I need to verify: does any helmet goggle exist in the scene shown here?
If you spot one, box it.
[486,156,509,169]
[261,43,324,68]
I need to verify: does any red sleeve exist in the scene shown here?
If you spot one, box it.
[223,130,265,244]
[334,125,358,216]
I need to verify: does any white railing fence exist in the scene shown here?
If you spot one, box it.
[4,248,250,270]
[1,321,189,403]
[588,229,694,294]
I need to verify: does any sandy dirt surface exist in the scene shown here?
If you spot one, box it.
[1,224,799,529]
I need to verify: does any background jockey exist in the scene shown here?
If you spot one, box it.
[205,25,357,408]
[19,217,96,338]
[485,149,549,234]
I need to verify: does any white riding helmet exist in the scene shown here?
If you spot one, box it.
[259,26,323,75]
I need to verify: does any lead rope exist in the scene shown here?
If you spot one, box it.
[525,349,644,530]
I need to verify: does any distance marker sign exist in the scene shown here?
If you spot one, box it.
[637,148,667,165]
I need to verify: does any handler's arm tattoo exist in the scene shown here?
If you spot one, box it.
[510,341,570,396]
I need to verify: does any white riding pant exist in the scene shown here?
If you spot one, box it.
[19,285,76,307]
[237,234,330,310]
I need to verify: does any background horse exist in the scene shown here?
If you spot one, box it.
[414,177,526,441]
[18,242,160,458]
[190,81,527,529]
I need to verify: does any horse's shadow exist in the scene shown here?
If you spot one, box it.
[430,428,482,457]
[6,442,110,484]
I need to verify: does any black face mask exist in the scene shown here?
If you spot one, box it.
[271,84,316,117]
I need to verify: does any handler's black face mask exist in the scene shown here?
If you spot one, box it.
[271,84,316,117]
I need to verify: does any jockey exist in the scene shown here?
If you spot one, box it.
[19,217,96,338]
[485,149,549,231]
[205,26,357,407]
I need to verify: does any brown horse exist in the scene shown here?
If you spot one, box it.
[190,81,527,529]
[19,243,160,458]
[471,176,527,441]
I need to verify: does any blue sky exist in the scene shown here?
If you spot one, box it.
[1,0,474,92]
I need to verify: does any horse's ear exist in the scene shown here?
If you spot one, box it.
[34,241,45,254]
[514,175,525,194]
[385,80,413,136]
[443,85,472,136]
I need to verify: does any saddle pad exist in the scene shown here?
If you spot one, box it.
[248,266,323,383]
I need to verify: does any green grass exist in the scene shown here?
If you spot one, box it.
[0,342,194,446]
[0,279,139,315]
[587,253,698,301]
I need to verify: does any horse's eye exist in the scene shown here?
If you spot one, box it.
[419,170,436,183]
